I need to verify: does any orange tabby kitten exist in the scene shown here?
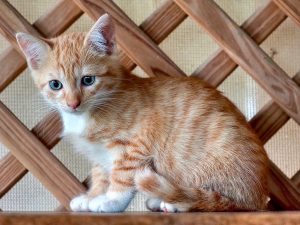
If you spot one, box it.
[16,14,269,212]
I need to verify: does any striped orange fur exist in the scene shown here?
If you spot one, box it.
[16,14,269,213]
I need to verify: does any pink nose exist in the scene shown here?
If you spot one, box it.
[67,101,81,110]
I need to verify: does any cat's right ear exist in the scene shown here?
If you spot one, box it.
[16,32,50,70]
[84,13,115,55]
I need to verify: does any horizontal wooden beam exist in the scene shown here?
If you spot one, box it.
[0,0,83,93]
[273,0,300,27]
[0,101,85,209]
[175,0,300,126]
[73,0,185,77]
[1,212,300,225]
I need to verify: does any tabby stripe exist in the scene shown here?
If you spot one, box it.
[112,178,133,187]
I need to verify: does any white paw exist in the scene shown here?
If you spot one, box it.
[88,195,129,213]
[146,198,162,212]
[88,195,107,212]
[70,195,90,212]
[160,201,178,213]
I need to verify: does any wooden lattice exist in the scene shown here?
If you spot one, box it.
[0,0,300,214]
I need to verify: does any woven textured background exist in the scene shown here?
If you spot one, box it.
[0,0,299,211]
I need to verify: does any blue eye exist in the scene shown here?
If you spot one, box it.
[49,80,63,90]
[81,76,95,86]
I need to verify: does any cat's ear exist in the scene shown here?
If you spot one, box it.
[16,32,50,70]
[84,13,115,55]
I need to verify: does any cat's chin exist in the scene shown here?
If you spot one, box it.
[60,108,85,115]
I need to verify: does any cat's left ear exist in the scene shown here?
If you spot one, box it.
[84,13,115,55]
[16,32,50,70]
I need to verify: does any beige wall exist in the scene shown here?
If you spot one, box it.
[0,0,299,211]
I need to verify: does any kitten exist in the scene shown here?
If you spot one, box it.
[16,14,269,213]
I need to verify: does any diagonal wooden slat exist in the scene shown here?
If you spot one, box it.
[249,72,300,209]
[0,0,42,51]
[0,112,62,198]
[273,0,300,27]
[251,88,300,210]
[73,0,184,77]
[193,0,286,86]
[0,0,83,93]
[0,101,85,208]
[139,1,187,44]
[249,70,300,144]
[187,0,300,208]
[174,0,300,125]
[0,0,187,198]
[119,0,187,71]
[268,160,300,210]
[292,170,300,189]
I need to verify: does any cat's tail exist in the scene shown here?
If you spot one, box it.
[135,168,251,212]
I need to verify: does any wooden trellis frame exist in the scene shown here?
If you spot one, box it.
[0,0,300,221]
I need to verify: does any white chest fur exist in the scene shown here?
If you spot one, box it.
[60,111,116,171]
[61,111,87,136]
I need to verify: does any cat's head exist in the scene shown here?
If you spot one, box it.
[16,14,123,114]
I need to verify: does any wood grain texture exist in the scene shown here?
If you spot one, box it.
[0,0,83,93]
[0,101,85,208]
[0,0,42,51]
[184,0,300,209]
[0,112,62,198]
[1,212,300,225]
[175,0,300,125]
[292,170,300,188]
[73,0,185,77]
[33,0,83,37]
[0,47,27,93]
[248,73,300,210]
[268,161,300,210]
[119,0,187,70]
[0,153,27,198]
[192,0,286,86]
[273,0,300,27]
[250,71,300,144]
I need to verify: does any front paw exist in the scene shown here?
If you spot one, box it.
[88,195,128,213]
[70,194,90,212]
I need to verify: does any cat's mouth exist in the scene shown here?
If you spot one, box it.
[62,106,84,114]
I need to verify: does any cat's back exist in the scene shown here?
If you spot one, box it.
[146,76,242,118]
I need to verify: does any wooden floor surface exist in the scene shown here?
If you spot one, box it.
[1,212,300,225]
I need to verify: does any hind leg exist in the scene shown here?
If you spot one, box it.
[146,198,186,213]
[146,198,190,212]
[135,168,192,212]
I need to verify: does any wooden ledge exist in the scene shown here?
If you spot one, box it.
[1,212,300,225]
